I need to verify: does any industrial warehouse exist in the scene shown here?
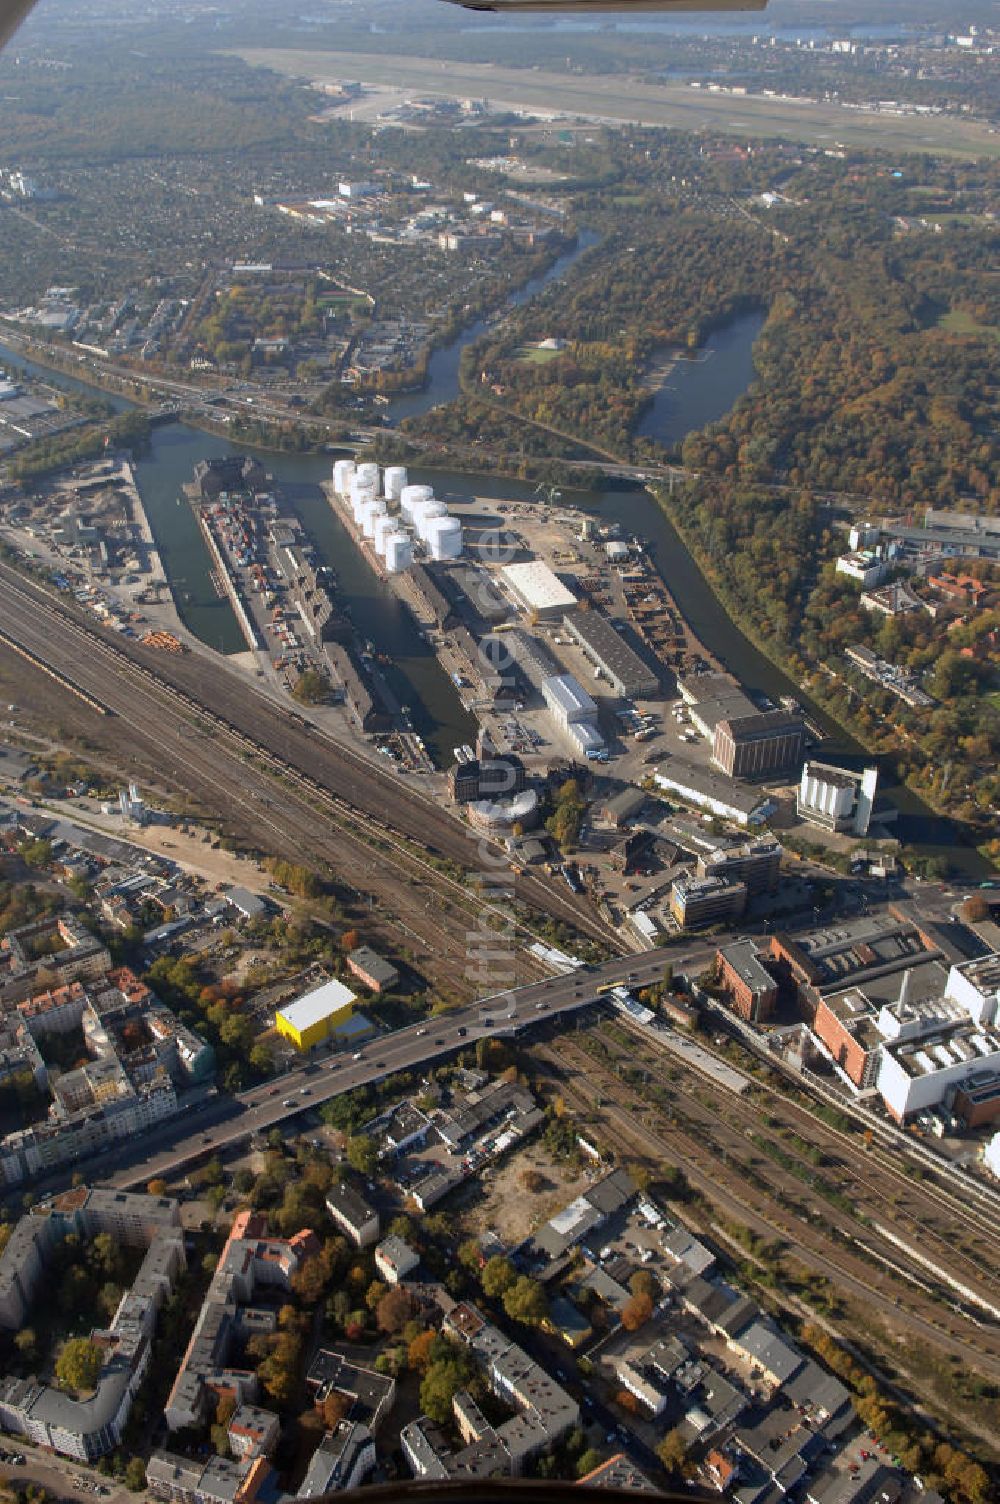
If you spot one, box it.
[275,978,358,1052]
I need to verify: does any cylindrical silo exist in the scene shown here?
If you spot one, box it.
[425,515,462,561]
[413,498,448,542]
[361,498,387,539]
[384,466,408,502]
[333,459,356,495]
[400,484,433,524]
[373,513,395,557]
[385,532,413,574]
[355,462,380,492]
[350,477,376,523]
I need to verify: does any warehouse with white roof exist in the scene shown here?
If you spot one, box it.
[542,674,605,758]
[501,561,577,619]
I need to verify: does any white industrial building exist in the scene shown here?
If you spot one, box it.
[541,675,605,758]
[653,763,775,828]
[871,959,1000,1123]
[797,761,878,837]
[835,550,890,589]
[501,560,577,620]
[542,674,597,726]
[947,954,1000,1027]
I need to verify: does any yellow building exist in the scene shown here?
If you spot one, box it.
[275,978,356,1052]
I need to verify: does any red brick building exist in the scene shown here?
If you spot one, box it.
[716,940,779,1024]
[812,991,883,1088]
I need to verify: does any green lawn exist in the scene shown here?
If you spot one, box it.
[936,308,1000,339]
[514,344,564,364]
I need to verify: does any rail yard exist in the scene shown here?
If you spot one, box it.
[0,560,620,982]
[535,1020,1000,1443]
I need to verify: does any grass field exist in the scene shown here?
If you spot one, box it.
[936,308,1000,339]
[234,48,1000,160]
[515,344,563,364]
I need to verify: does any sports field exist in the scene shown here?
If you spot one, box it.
[236,48,1000,160]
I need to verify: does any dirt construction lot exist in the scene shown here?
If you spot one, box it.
[460,1140,597,1247]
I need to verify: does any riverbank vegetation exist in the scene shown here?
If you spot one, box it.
[413,135,998,858]
[9,410,151,481]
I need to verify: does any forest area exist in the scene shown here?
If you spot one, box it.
[403,138,1000,857]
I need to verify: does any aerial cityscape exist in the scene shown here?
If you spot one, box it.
[0,2,997,1504]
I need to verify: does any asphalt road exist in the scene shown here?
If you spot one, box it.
[108,947,710,1189]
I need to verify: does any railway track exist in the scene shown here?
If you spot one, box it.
[571,1021,1000,1323]
[545,1033,1000,1382]
[0,562,623,960]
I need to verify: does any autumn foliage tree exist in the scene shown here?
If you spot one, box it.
[620,1292,653,1332]
[376,1286,416,1335]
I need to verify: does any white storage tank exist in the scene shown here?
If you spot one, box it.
[385,531,413,574]
[400,484,434,523]
[350,476,377,502]
[425,515,463,561]
[355,462,380,492]
[384,466,408,502]
[361,498,387,539]
[333,459,356,495]
[350,477,376,521]
[413,498,448,541]
[373,513,395,556]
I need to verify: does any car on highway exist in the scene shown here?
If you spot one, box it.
[435,1037,445,1045]
[352,1051,363,1060]
[282,1098,295,1107]
[416,1027,427,1035]
[299,1087,310,1095]
[457,1026,467,1037]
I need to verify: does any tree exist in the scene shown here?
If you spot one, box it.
[502,1275,548,1326]
[629,1270,658,1300]
[124,1460,147,1493]
[146,1178,168,1197]
[408,1329,437,1373]
[960,895,989,923]
[346,1135,378,1177]
[620,1292,653,1332]
[377,1286,415,1335]
[457,1238,482,1273]
[292,1255,331,1306]
[14,1327,37,1364]
[419,1352,477,1425]
[56,1338,102,1393]
[576,1449,606,1480]
[657,1428,690,1479]
[481,1254,517,1299]
[292,668,330,705]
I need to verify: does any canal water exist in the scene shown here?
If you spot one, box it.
[0,317,980,866]
[387,230,599,423]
